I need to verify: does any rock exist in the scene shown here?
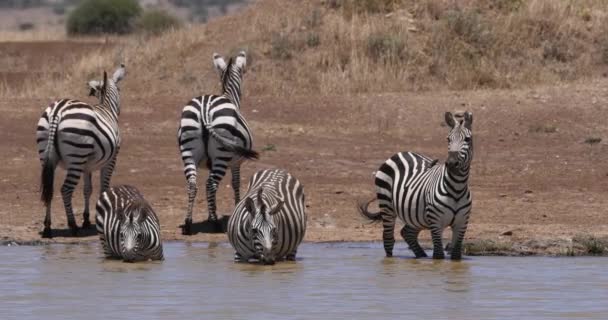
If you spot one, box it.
[502,230,513,236]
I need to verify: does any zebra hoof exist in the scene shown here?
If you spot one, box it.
[182,220,192,235]
[42,228,52,239]
[81,220,92,229]
[385,252,393,258]
[286,254,296,261]
[432,254,445,260]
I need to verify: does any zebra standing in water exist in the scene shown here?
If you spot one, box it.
[96,185,164,262]
[178,51,258,234]
[228,169,306,265]
[37,64,125,238]
[359,112,474,260]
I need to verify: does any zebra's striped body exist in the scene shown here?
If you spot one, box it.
[96,185,163,262]
[228,169,306,265]
[37,65,125,238]
[178,51,258,235]
[360,112,474,260]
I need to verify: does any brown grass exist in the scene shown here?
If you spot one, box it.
[3,0,608,99]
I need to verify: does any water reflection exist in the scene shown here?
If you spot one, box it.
[0,243,607,320]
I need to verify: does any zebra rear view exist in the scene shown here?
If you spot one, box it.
[178,51,259,235]
[96,185,164,262]
[228,169,306,265]
[37,64,125,238]
[360,112,474,260]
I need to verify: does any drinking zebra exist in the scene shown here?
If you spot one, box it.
[227,169,306,265]
[37,64,125,238]
[359,112,474,260]
[96,185,164,262]
[178,51,258,235]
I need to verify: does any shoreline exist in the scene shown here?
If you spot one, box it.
[3,233,607,257]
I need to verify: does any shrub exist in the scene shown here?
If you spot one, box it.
[66,0,142,35]
[138,10,181,36]
[367,32,407,64]
[270,33,293,60]
[306,33,320,48]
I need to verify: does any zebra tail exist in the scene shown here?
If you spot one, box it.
[40,114,59,205]
[205,124,259,160]
[358,197,383,223]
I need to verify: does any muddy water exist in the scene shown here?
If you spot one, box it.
[1,242,607,320]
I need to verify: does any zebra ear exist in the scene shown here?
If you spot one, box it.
[213,53,227,73]
[445,112,457,128]
[87,80,101,96]
[112,64,125,83]
[235,51,246,70]
[245,197,256,217]
[269,201,284,216]
[463,111,473,130]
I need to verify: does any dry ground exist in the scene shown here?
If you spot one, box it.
[1,40,608,256]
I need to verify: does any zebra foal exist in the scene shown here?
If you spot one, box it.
[178,51,258,235]
[228,169,306,265]
[360,112,474,260]
[37,64,125,238]
[96,185,164,262]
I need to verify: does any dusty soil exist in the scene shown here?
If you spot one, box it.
[1,41,608,256]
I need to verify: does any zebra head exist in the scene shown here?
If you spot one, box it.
[119,201,148,262]
[244,188,284,265]
[445,111,474,173]
[213,51,246,107]
[87,64,126,115]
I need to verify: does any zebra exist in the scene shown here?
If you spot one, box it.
[359,112,474,260]
[227,169,306,265]
[37,64,125,238]
[178,51,259,235]
[96,185,164,262]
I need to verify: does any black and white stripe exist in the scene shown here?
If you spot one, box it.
[178,51,258,235]
[37,64,125,238]
[227,169,306,265]
[360,112,474,260]
[96,185,163,262]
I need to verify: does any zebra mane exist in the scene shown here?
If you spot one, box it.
[221,56,235,91]
[123,198,150,223]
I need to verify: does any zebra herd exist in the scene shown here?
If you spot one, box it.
[35,51,474,263]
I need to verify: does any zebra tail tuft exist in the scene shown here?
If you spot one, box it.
[206,124,259,161]
[41,158,55,205]
[40,115,59,205]
[357,197,383,223]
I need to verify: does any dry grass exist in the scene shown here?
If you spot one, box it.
[3,0,608,99]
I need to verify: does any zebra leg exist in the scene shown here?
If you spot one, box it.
[206,172,225,222]
[450,215,470,260]
[400,225,427,258]
[42,202,53,238]
[231,165,241,205]
[182,174,198,235]
[381,212,397,257]
[286,250,297,261]
[234,252,245,262]
[61,169,82,236]
[81,172,93,229]
[99,152,118,192]
[429,225,446,259]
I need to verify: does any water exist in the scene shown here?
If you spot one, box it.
[0,242,606,320]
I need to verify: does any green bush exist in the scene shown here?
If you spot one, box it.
[67,0,142,35]
[138,10,181,35]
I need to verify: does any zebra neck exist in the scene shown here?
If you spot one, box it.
[102,95,120,117]
[443,165,470,193]
[222,85,241,109]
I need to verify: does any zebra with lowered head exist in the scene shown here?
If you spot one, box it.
[96,185,163,262]
[178,51,259,235]
[359,112,474,260]
[228,169,306,265]
[37,64,125,238]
